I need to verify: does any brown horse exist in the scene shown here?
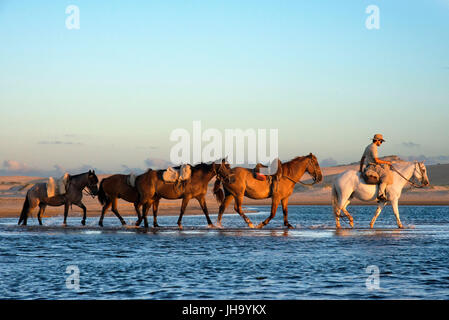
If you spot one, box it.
[214,154,322,229]
[97,174,142,227]
[135,161,224,229]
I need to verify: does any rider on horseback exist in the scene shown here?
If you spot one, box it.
[359,134,393,201]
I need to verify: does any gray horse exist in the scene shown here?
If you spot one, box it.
[18,170,99,226]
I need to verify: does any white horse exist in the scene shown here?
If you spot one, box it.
[331,162,429,229]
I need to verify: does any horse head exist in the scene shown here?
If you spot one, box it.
[306,153,323,184]
[414,161,430,186]
[87,170,99,196]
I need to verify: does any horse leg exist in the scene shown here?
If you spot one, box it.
[134,202,142,224]
[341,200,354,228]
[281,198,294,229]
[257,197,280,229]
[152,198,160,228]
[99,200,112,227]
[37,203,47,226]
[111,198,126,226]
[391,199,403,229]
[216,194,234,228]
[142,201,154,228]
[370,202,386,228]
[76,202,87,225]
[63,202,70,226]
[234,195,255,229]
[197,196,214,228]
[177,197,191,230]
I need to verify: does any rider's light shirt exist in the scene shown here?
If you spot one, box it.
[363,143,378,166]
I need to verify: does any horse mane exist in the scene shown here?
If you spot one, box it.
[69,172,88,179]
[282,155,310,176]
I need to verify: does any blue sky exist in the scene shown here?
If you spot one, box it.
[1,0,448,175]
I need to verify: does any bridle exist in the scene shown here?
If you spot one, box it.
[390,162,427,188]
[284,157,321,186]
[83,175,98,198]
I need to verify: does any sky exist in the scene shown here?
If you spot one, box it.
[1,0,448,176]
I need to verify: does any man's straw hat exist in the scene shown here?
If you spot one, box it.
[372,133,385,142]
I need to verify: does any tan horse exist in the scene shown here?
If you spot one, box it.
[214,154,322,229]
[135,161,225,229]
[97,174,142,227]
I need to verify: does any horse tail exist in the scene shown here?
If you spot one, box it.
[97,179,108,206]
[18,193,30,225]
[213,178,225,204]
[331,183,340,217]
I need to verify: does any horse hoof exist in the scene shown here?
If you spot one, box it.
[285,223,294,229]
[178,224,183,230]
[398,224,404,229]
[255,224,264,229]
[215,222,224,229]
[121,221,126,226]
[207,224,217,229]
[154,224,160,228]
[81,220,86,226]
[135,221,141,226]
[99,222,103,227]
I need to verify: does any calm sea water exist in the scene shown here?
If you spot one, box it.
[0,205,448,299]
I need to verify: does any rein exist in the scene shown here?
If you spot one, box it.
[390,163,426,188]
[83,187,96,198]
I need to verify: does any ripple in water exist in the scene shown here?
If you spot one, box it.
[0,205,448,299]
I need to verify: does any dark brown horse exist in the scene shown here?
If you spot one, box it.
[97,174,142,227]
[214,154,322,229]
[135,161,224,229]
[18,170,99,226]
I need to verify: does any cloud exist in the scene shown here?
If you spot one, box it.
[402,141,420,148]
[320,158,338,167]
[144,158,172,169]
[2,160,33,173]
[0,160,102,177]
[121,165,145,174]
[402,155,449,165]
[38,140,83,145]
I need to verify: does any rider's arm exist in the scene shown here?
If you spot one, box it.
[374,158,392,166]
[359,156,365,172]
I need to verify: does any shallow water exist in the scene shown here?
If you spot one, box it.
[0,205,448,299]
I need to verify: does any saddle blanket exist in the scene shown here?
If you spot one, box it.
[47,173,70,197]
[163,164,191,183]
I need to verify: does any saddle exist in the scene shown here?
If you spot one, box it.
[362,167,380,185]
[162,164,192,183]
[47,173,70,197]
[253,159,283,192]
